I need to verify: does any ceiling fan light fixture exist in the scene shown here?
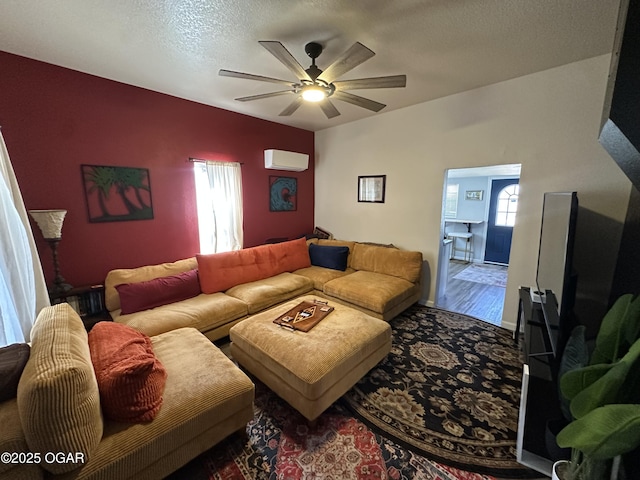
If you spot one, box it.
[301,84,327,102]
[221,40,406,119]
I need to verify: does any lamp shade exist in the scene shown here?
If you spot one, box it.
[29,209,67,239]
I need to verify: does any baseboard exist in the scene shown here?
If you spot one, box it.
[502,320,516,331]
[418,298,433,307]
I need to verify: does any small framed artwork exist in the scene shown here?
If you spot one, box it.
[358,175,386,203]
[82,165,154,222]
[465,190,484,201]
[269,176,297,211]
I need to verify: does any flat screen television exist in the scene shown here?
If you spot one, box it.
[535,192,578,358]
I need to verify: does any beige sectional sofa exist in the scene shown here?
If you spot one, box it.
[0,303,254,480]
[104,238,424,341]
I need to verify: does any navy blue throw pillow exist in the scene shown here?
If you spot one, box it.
[309,244,349,271]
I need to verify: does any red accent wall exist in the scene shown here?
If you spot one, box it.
[0,51,314,287]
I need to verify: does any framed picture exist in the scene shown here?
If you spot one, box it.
[358,175,386,203]
[269,176,297,211]
[81,165,153,222]
[465,190,484,201]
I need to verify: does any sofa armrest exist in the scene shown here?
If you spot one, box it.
[104,257,197,312]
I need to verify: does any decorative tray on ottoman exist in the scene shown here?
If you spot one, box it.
[273,300,334,332]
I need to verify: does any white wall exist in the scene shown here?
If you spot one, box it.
[449,176,489,223]
[314,55,631,329]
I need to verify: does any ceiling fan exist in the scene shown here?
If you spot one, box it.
[219,41,406,119]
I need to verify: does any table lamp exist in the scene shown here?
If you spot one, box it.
[28,209,73,295]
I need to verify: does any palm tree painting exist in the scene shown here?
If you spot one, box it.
[82,165,154,222]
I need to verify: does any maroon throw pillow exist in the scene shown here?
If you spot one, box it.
[88,322,167,423]
[116,269,200,314]
[0,343,30,402]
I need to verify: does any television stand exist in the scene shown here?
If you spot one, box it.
[516,287,556,369]
[515,286,564,477]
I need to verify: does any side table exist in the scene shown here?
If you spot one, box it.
[49,284,111,331]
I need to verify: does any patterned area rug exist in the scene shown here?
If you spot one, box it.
[342,305,538,479]
[168,381,497,480]
[453,263,508,288]
[168,304,538,479]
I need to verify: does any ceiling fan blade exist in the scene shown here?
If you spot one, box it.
[279,97,304,116]
[317,42,375,84]
[219,69,295,86]
[332,91,386,112]
[236,90,295,102]
[318,99,341,119]
[333,75,406,90]
[259,41,312,81]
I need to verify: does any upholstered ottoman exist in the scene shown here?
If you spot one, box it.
[229,295,391,421]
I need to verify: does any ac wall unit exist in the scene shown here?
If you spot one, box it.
[264,149,309,172]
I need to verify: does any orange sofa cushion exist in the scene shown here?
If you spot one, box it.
[88,322,167,423]
[197,237,311,294]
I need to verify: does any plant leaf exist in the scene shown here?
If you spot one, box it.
[570,338,640,419]
[590,294,640,365]
[556,404,640,459]
[560,363,613,403]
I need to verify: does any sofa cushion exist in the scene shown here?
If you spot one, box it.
[197,237,311,294]
[105,257,198,312]
[0,399,42,478]
[350,243,423,283]
[294,266,356,291]
[88,322,167,423]
[323,270,419,314]
[68,328,255,480]
[113,292,249,338]
[0,343,30,402]
[225,272,313,314]
[116,268,201,314]
[17,303,103,475]
[309,243,349,271]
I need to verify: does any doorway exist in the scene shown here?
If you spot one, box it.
[435,164,521,326]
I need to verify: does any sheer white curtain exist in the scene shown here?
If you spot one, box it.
[0,130,49,346]
[196,161,243,254]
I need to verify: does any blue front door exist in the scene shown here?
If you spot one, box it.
[484,178,519,264]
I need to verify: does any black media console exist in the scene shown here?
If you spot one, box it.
[515,286,566,477]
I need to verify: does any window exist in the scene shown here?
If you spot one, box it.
[193,161,243,254]
[0,207,30,345]
[1,135,43,345]
[495,184,519,227]
[444,184,459,218]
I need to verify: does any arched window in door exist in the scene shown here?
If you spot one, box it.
[495,184,519,227]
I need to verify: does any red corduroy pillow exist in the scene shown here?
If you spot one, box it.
[88,322,167,423]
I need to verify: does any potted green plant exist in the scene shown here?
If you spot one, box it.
[553,294,640,479]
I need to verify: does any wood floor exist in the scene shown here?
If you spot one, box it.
[437,260,507,326]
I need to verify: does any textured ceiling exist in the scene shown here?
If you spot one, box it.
[0,0,622,132]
